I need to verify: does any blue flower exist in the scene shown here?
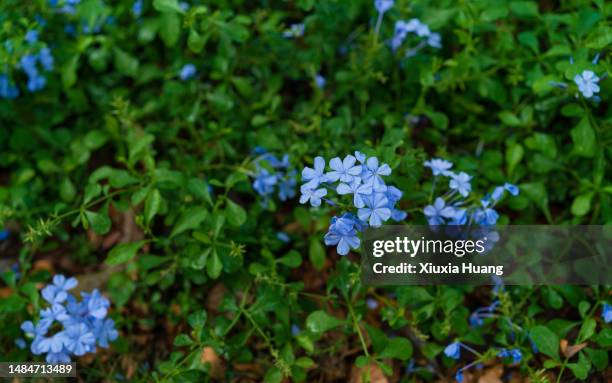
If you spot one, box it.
[25,30,39,44]
[0,229,9,240]
[498,348,522,364]
[449,172,472,197]
[427,32,442,48]
[336,178,372,208]
[276,232,290,243]
[38,48,54,71]
[574,70,600,98]
[291,324,301,336]
[358,192,391,227]
[299,186,327,207]
[41,275,77,304]
[20,55,39,77]
[363,157,391,192]
[64,323,96,356]
[366,298,378,310]
[277,172,297,201]
[424,158,453,176]
[374,0,394,14]
[132,0,143,17]
[302,156,327,189]
[603,303,612,323]
[444,342,461,359]
[27,75,46,92]
[455,369,464,382]
[315,74,326,88]
[326,155,362,183]
[472,202,499,226]
[504,183,519,196]
[354,151,366,164]
[324,215,361,255]
[253,169,278,197]
[424,197,456,225]
[92,318,118,348]
[179,64,196,81]
[83,289,110,319]
[283,23,305,38]
[0,75,19,99]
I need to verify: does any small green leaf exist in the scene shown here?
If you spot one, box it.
[207,250,223,279]
[85,210,111,235]
[506,143,524,176]
[60,177,77,203]
[571,117,596,157]
[567,352,591,380]
[577,318,596,342]
[106,240,147,266]
[530,325,559,360]
[278,250,302,268]
[571,193,593,216]
[309,237,325,270]
[144,189,162,225]
[380,337,413,360]
[170,207,208,238]
[153,0,185,13]
[173,334,193,346]
[225,199,247,227]
[306,310,344,334]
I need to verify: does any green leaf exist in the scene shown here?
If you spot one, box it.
[188,29,206,53]
[85,210,111,235]
[144,189,162,225]
[571,193,593,216]
[113,48,139,77]
[530,325,559,360]
[225,199,247,227]
[567,352,591,380]
[499,111,521,126]
[62,54,80,89]
[106,240,147,266]
[306,310,344,334]
[521,182,552,222]
[159,13,181,47]
[309,237,326,270]
[153,0,186,13]
[207,250,223,279]
[571,117,596,157]
[509,1,539,17]
[380,337,413,360]
[60,177,77,203]
[506,143,524,177]
[278,250,302,268]
[577,318,596,342]
[170,207,208,238]
[173,334,194,346]
[585,347,608,371]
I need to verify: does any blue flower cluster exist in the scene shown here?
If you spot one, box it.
[20,48,54,93]
[299,152,406,255]
[20,275,118,363]
[251,148,297,206]
[1,28,55,98]
[391,18,441,57]
[423,158,519,227]
[444,341,522,382]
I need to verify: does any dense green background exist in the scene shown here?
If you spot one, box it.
[0,0,610,382]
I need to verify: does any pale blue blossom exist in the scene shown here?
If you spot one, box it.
[449,172,472,197]
[299,186,327,207]
[574,70,600,98]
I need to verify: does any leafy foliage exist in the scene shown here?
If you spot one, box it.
[0,0,610,382]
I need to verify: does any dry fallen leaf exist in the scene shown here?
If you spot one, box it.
[560,339,587,359]
[478,365,503,383]
[349,363,388,383]
[201,346,226,380]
